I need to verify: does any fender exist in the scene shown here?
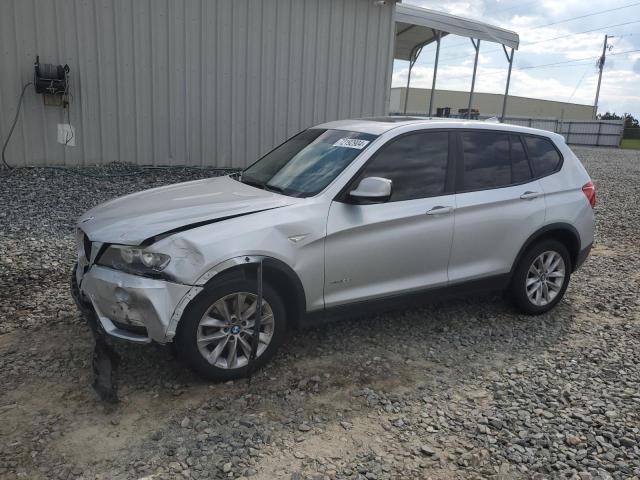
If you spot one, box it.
[165,255,307,339]
[509,222,581,277]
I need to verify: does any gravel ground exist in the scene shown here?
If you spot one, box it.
[1,147,639,480]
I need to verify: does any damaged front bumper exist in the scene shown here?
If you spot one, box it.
[71,263,199,344]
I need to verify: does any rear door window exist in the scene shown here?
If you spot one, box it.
[523,136,561,177]
[460,131,510,190]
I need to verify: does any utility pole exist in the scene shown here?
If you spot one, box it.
[593,34,612,119]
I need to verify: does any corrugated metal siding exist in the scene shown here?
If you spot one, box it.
[0,0,394,167]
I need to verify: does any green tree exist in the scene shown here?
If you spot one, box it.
[624,113,639,128]
[597,112,639,128]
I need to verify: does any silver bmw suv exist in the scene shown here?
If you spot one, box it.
[72,117,595,380]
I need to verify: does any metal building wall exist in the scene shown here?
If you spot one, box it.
[0,0,394,168]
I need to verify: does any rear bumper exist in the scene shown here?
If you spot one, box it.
[71,264,195,344]
[574,242,592,271]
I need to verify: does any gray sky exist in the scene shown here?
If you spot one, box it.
[393,0,640,118]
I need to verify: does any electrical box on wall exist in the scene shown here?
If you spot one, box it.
[57,124,76,146]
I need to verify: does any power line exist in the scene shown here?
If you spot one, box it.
[567,66,593,102]
[525,1,640,30]
[439,48,640,78]
[585,47,639,58]
[426,20,640,68]
[519,59,596,70]
[523,20,640,47]
[507,47,640,68]
[475,58,599,77]
[439,1,640,51]
[496,48,639,73]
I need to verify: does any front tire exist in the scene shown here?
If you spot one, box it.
[510,239,571,315]
[175,276,287,381]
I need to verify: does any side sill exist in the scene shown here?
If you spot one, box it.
[302,274,510,328]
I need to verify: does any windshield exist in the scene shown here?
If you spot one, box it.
[241,129,378,197]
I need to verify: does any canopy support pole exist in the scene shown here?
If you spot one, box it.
[501,46,514,123]
[427,30,441,117]
[403,46,422,114]
[403,63,412,114]
[467,39,480,119]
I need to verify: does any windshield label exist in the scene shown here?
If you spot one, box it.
[333,138,370,149]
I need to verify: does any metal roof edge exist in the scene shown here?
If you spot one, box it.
[395,3,519,50]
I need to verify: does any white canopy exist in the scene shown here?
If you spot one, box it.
[393,3,519,121]
[395,3,519,62]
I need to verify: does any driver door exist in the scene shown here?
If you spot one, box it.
[324,130,455,308]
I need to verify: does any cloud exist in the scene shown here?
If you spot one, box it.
[399,0,640,117]
[402,0,487,19]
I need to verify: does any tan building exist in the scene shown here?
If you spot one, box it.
[391,87,594,120]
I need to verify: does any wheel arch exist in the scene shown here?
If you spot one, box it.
[261,257,307,330]
[510,223,581,277]
[169,255,306,339]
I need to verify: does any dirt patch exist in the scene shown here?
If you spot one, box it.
[255,417,389,479]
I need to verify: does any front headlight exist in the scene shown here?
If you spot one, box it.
[97,245,171,276]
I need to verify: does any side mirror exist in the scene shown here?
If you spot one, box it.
[348,177,392,203]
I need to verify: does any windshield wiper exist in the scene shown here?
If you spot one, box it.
[263,184,285,194]
[240,177,288,196]
[241,178,265,189]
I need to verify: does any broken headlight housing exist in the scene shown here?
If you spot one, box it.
[98,245,171,276]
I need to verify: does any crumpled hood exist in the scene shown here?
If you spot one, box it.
[78,176,295,245]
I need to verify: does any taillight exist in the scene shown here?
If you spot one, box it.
[582,181,596,208]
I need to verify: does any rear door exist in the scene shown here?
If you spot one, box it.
[324,130,455,308]
[449,130,546,283]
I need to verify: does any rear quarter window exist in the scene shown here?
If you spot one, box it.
[524,136,561,177]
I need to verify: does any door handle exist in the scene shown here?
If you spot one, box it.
[426,205,453,215]
[520,191,541,200]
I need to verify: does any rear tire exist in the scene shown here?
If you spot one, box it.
[510,239,571,315]
[175,276,287,381]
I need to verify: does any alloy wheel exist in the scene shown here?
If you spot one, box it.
[196,292,274,368]
[525,250,566,307]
